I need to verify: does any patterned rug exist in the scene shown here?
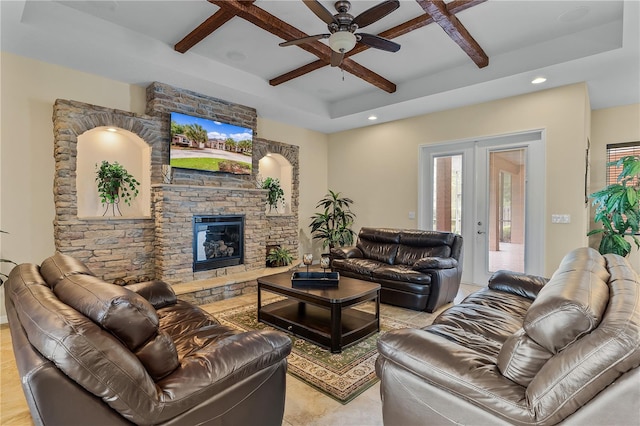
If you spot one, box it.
[216,301,415,404]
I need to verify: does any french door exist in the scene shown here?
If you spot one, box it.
[418,131,545,285]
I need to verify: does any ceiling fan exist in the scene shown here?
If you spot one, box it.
[279,0,401,67]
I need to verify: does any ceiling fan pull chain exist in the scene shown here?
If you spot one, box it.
[342,68,345,81]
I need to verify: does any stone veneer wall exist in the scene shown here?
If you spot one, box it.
[52,83,299,287]
[52,99,160,281]
[152,185,267,283]
[254,138,300,255]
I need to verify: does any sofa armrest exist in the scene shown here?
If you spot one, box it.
[330,246,363,259]
[125,280,177,309]
[488,270,549,300]
[412,257,458,271]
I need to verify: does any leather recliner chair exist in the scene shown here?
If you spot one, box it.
[5,252,292,426]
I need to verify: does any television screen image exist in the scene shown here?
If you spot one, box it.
[170,112,253,175]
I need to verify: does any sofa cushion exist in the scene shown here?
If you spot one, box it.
[396,245,451,265]
[125,280,178,309]
[399,229,455,247]
[40,252,94,288]
[54,274,160,350]
[331,258,383,277]
[372,265,433,285]
[134,330,180,380]
[524,248,609,353]
[497,328,552,386]
[412,257,457,271]
[357,239,398,265]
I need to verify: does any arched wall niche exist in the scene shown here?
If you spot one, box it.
[77,127,151,217]
[253,138,300,257]
[259,153,292,214]
[52,99,163,222]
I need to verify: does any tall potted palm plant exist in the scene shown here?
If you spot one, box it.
[310,190,356,250]
[588,155,640,256]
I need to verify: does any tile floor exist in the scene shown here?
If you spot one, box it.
[1,283,478,426]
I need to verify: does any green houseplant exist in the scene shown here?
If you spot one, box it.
[310,190,356,250]
[261,177,285,212]
[266,246,294,267]
[588,155,640,256]
[95,160,140,215]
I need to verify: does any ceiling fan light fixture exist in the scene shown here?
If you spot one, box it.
[329,31,357,53]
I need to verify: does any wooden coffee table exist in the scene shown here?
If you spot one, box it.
[257,271,381,353]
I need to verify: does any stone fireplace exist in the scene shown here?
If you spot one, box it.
[51,82,299,288]
[193,215,244,272]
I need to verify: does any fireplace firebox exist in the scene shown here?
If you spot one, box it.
[193,215,244,272]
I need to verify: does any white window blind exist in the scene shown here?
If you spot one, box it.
[606,142,640,185]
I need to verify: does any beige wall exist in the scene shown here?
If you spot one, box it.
[591,104,640,272]
[328,83,592,278]
[1,51,637,324]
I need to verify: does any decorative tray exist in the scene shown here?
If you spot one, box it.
[291,271,339,288]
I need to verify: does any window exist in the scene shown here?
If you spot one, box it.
[606,142,640,185]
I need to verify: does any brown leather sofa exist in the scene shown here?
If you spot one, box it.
[330,227,463,312]
[5,252,292,426]
[375,247,640,425]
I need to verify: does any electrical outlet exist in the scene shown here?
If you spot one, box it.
[408,211,416,220]
[552,214,571,224]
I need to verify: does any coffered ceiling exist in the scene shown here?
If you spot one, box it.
[1,0,638,133]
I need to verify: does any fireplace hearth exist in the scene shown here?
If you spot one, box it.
[193,215,244,272]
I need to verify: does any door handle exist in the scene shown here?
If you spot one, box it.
[477,230,485,234]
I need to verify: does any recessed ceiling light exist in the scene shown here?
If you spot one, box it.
[106,127,118,132]
[226,51,246,62]
[531,77,547,85]
[368,115,378,121]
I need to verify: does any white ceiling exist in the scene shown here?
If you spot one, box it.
[1,0,638,133]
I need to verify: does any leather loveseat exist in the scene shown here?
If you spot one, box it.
[375,247,640,425]
[5,252,292,426]
[330,227,463,312]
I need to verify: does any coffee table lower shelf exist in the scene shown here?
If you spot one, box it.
[259,299,378,353]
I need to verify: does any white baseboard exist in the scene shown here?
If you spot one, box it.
[0,315,7,324]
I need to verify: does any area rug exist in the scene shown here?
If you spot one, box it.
[216,301,416,404]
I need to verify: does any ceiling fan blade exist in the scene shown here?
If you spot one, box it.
[330,50,344,67]
[279,34,330,47]
[302,0,337,25]
[352,0,400,29]
[357,33,401,52]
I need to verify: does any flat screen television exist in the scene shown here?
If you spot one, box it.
[169,112,253,175]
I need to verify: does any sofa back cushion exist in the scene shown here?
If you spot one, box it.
[525,252,640,422]
[395,230,455,265]
[53,273,180,380]
[497,328,552,386]
[40,252,94,288]
[54,274,159,350]
[523,248,609,353]
[357,228,400,264]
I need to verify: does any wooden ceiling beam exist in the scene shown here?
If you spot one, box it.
[269,0,487,87]
[211,0,396,93]
[415,0,489,68]
[175,1,256,54]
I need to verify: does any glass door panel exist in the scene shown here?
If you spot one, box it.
[487,149,526,273]
[433,155,462,234]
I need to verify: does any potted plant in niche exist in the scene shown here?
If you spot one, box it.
[588,155,640,257]
[95,160,140,216]
[266,246,294,267]
[310,190,356,250]
[261,176,285,213]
